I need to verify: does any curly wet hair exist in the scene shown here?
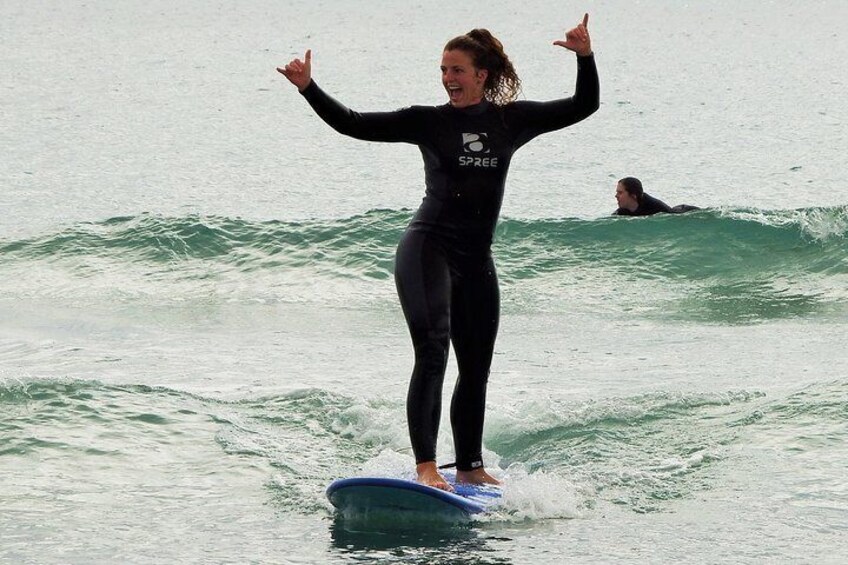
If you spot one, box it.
[444,29,521,106]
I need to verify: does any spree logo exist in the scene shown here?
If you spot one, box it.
[459,133,498,167]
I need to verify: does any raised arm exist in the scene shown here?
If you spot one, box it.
[508,14,600,146]
[277,50,428,144]
[551,12,598,116]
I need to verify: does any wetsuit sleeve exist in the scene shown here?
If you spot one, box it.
[299,80,429,144]
[507,54,600,148]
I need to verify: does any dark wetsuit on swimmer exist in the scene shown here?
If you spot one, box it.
[613,194,700,217]
[614,193,672,216]
[299,54,599,472]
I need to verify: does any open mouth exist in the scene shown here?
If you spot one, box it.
[446,85,462,103]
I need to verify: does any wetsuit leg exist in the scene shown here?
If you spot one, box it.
[394,229,451,465]
[449,254,499,471]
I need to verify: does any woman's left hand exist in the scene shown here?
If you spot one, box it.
[277,49,313,91]
[554,13,592,56]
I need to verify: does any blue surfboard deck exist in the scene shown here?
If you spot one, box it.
[326,476,502,521]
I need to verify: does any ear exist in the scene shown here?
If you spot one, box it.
[476,68,489,84]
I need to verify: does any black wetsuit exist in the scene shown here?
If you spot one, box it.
[614,193,673,216]
[613,194,700,216]
[299,55,599,471]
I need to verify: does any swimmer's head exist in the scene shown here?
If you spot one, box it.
[616,177,642,210]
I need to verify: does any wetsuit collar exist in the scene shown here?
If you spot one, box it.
[447,99,491,116]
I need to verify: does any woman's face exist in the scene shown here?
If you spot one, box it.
[615,182,638,210]
[441,49,487,108]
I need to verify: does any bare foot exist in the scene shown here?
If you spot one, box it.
[416,461,454,492]
[456,467,502,486]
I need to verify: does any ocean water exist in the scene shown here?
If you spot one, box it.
[2,1,847,563]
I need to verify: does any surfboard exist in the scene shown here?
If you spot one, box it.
[326,475,502,521]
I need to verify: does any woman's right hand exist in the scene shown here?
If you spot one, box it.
[277,49,312,91]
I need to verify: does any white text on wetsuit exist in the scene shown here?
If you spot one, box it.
[459,156,499,167]
[459,133,499,168]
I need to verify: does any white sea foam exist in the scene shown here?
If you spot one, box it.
[485,464,582,522]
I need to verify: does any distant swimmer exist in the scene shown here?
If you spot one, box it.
[279,15,599,491]
[613,177,699,216]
